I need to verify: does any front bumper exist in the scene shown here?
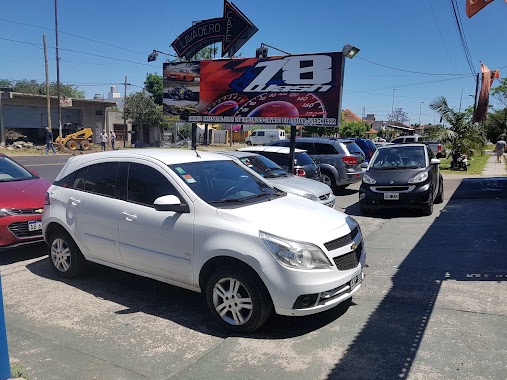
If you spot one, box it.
[359,182,431,209]
[0,215,45,248]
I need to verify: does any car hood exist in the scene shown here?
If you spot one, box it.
[365,168,428,185]
[0,178,51,209]
[216,194,349,243]
[268,175,331,197]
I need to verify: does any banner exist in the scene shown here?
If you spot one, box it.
[162,61,200,119]
[473,63,500,123]
[195,52,344,126]
[466,0,494,18]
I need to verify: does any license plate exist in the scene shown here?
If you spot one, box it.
[350,270,363,290]
[28,221,42,231]
[384,192,399,200]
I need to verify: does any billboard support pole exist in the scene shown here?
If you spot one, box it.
[288,125,297,174]
[0,275,11,380]
[191,123,197,150]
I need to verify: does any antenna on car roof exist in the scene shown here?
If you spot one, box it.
[192,146,201,158]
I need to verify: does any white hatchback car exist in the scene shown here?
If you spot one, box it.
[42,149,365,332]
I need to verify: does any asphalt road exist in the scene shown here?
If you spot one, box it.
[2,156,506,380]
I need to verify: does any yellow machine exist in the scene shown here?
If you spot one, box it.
[55,122,93,150]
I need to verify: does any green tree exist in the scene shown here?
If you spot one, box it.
[1,79,85,98]
[429,96,486,157]
[339,121,368,138]
[303,126,339,136]
[388,108,409,126]
[123,92,163,130]
[144,73,163,105]
[491,77,507,107]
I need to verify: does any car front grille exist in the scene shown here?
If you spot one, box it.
[8,222,42,238]
[371,186,413,192]
[8,208,43,216]
[333,242,363,270]
[324,226,359,251]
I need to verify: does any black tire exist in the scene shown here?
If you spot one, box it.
[421,193,434,216]
[206,266,272,333]
[435,176,444,204]
[80,140,90,150]
[321,171,338,192]
[66,140,78,150]
[48,229,87,278]
[246,141,252,146]
[462,163,468,171]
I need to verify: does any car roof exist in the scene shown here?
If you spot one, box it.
[56,149,232,179]
[274,137,352,144]
[377,143,427,149]
[238,146,307,154]
[217,150,259,159]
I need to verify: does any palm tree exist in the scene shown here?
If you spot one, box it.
[429,96,486,157]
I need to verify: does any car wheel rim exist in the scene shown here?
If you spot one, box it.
[51,238,71,272]
[322,174,332,187]
[212,277,253,326]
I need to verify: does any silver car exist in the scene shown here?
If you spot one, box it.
[219,151,336,208]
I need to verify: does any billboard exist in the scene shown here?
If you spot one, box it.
[194,52,344,126]
[162,61,200,119]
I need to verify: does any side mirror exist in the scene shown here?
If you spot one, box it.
[153,195,190,213]
[430,158,441,165]
[360,162,368,169]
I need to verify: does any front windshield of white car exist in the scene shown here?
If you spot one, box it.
[169,160,283,206]
[238,155,288,178]
[370,146,427,170]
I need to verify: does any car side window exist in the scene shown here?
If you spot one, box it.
[294,142,316,154]
[72,167,87,191]
[260,152,289,169]
[427,146,435,160]
[314,143,336,154]
[258,131,265,136]
[84,162,119,197]
[405,137,416,142]
[127,163,179,207]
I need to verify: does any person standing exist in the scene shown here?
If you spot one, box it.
[495,137,506,163]
[45,127,56,154]
[99,129,108,151]
[110,130,116,150]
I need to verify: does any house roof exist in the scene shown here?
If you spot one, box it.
[342,109,362,122]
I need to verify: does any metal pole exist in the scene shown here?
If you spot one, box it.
[0,92,5,148]
[54,0,62,149]
[123,76,127,147]
[288,125,296,174]
[391,89,396,117]
[419,101,424,126]
[0,276,11,380]
[43,34,52,134]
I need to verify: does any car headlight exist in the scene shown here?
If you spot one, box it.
[302,193,318,202]
[260,231,332,270]
[408,171,429,184]
[0,209,15,218]
[362,173,376,184]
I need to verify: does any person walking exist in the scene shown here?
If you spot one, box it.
[99,129,108,151]
[495,137,506,163]
[45,127,56,154]
[110,130,116,150]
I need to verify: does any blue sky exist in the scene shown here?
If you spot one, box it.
[0,0,505,125]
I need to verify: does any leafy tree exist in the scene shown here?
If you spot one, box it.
[388,108,409,126]
[0,79,85,98]
[429,96,486,157]
[144,73,163,105]
[123,91,163,130]
[339,121,368,138]
[491,77,507,107]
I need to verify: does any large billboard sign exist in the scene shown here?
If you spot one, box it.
[192,52,344,126]
[162,61,200,119]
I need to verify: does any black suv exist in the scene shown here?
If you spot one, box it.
[267,138,364,190]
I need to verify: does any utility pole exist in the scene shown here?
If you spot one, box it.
[123,75,127,147]
[54,0,62,148]
[43,34,52,133]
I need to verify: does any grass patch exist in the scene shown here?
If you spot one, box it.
[439,153,491,175]
[11,363,30,379]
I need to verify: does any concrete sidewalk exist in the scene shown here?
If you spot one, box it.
[481,150,507,177]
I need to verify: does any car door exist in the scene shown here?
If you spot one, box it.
[67,162,123,265]
[117,161,194,284]
[427,146,440,199]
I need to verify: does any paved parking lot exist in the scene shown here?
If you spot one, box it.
[1,167,506,379]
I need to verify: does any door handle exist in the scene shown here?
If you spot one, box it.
[69,197,81,206]
[121,211,137,221]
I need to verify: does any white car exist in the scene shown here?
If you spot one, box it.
[42,149,365,332]
[218,150,336,208]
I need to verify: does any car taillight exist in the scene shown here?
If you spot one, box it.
[342,156,357,165]
[45,192,51,205]
[294,168,306,177]
[438,145,442,152]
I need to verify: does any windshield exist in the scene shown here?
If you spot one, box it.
[0,155,36,182]
[169,160,282,206]
[237,155,288,178]
[370,146,427,170]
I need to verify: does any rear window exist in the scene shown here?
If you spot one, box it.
[294,153,315,166]
[342,141,363,155]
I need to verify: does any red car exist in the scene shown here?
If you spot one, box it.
[0,153,51,249]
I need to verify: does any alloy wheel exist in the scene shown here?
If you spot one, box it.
[212,276,253,326]
[51,238,72,272]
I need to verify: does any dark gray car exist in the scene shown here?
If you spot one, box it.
[267,137,364,191]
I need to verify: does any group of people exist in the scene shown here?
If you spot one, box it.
[99,129,116,151]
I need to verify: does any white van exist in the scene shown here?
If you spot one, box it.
[245,129,285,145]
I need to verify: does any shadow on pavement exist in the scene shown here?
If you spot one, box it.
[0,242,47,265]
[326,177,507,379]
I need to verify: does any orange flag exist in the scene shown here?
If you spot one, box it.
[466,0,495,18]
[473,63,500,122]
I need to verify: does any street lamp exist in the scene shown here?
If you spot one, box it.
[392,88,397,118]
[419,101,425,126]
[147,49,178,62]
[342,44,360,59]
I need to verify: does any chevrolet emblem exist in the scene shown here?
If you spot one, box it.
[351,242,358,250]
[34,209,44,214]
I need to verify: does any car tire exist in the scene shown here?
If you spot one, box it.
[421,194,434,216]
[435,176,444,204]
[206,266,272,332]
[66,140,78,150]
[48,229,87,278]
[246,141,252,146]
[321,171,338,192]
[80,140,91,150]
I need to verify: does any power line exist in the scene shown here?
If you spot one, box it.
[427,0,459,73]
[152,0,178,37]
[449,0,476,76]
